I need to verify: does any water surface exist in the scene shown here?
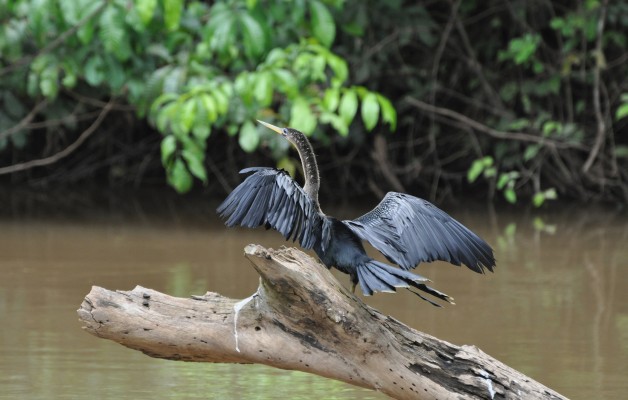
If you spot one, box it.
[0,197,626,399]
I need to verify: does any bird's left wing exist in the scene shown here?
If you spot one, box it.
[217,167,322,249]
[342,192,495,273]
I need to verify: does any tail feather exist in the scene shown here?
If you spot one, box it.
[358,260,454,306]
[357,265,396,295]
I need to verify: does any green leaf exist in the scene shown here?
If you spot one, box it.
[136,0,157,26]
[615,103,628,121]
[467,161,482,183]
[523,144,540,161]
[496,173,510,190]
[182,149,207,182]
[155,102,176,133]
[320,111,348,137]
[326,53,347,86]
[532,192,545,207]
[376,94,396,131]
[544,187,557,200]
[322,88,340,112]
[208,12,235,54]
[542,120,560,136]
[504,188,517,204]
[254,72,273,106]
[40,65,59,99]
[163,66,185,93]
[77,19,95,44]
[11,131,27,148]
[239,120,259,153]
[508,33,540,64]
[289,98,316,134]
[240,13,265,57]
[168,158,193,193]
[361,92,380,131]
[150,93,177,118]
[273,69,297,96]
[468,158,491,183]
[309,0,335,48]
[163,0,183,31]
[339,90,358,125]
[84,56,105,86]
[213,87,230,115]
[180,98,197,134]
[99,5,130,61]
[192,124,211,141]
[161,135,177,165]
[614,145,628,158]
[200,94,218,122]
[506,118,529,131]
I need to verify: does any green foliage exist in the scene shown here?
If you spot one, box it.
[498,33,541,66]
[1,0,626,203]
[0,0,396,193]
[467,156,495,183]
[532,188,557,208]
[616,94,628,121]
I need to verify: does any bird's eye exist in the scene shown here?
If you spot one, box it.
[281,129,289,136]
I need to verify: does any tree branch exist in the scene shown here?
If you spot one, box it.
[405,97,588,151]
[0,99,113,175]
[0,100,48,141]
[78,245,568,400]
[582,0,609,173]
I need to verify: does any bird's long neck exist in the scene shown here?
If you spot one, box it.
[293,133,321,212]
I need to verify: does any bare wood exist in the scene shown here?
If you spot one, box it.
[78,245,567,400]
[0,99,113,176]
[405,96,586,151]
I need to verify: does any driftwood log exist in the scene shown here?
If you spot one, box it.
[77,244,567,400]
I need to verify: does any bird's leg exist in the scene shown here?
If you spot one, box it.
[349,272,358,294]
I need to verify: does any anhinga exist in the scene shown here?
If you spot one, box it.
[217,121,495,305]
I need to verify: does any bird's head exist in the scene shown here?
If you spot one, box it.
[257,120,306,147]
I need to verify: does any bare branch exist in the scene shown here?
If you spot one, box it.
[583,0,610,173]
[0,99,114,175]
[0,100,48,141]
[405,97,588,151]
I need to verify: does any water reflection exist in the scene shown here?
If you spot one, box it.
[0,197,626,399]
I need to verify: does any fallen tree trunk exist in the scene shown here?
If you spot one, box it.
[77,244,567,400]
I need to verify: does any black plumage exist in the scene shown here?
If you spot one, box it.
[217,121,495,305]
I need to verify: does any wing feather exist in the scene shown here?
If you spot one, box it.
[217,167,321,249]
[343,192,495,273]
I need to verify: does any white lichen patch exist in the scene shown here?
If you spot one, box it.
[478,369,496,399]
[233,289,259,352]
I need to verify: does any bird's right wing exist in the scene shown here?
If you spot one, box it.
[217,167,322,249]
[342,192,495,273]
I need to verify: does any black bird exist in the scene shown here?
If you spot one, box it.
[217,121,495,305]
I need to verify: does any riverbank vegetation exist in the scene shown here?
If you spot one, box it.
[1,0,626,204]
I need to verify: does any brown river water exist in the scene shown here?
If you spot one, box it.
[0,193,626,399]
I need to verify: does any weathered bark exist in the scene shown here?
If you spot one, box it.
[78,244,567,400]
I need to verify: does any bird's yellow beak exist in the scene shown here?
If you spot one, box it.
[256,120,283,135]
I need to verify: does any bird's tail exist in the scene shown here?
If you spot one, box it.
[358,260,455,307]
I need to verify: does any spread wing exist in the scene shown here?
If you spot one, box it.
[342,192,495,273]
[217,167,322,249]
